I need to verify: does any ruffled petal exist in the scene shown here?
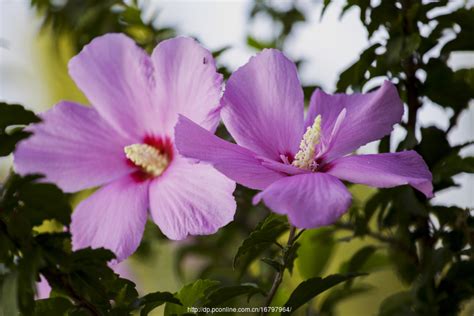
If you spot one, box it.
[222,49,304,161]
[14,101,133,192]
[326,151,433,197]
[69,33,160,138]
[306,81,404,161]
[151,37,223,133]
[175,115,285,190]
[149,157,236,240]
[71,176,149,262]
[253,173,352,228]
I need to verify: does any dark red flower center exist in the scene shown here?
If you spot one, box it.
[125,135,174,182]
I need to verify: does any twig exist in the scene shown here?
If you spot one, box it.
[334,221,419,265]
[261,226,300,316]
[333,222,395,244]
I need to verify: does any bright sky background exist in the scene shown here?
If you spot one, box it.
[0,0,472,207]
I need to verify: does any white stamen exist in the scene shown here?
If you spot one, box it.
[292,115,322,170]
[124,144,169,176]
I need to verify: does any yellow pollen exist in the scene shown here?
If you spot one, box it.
[292,115,322,170]
[124,144,169,177]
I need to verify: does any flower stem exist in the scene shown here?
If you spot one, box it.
[261,225,301,316]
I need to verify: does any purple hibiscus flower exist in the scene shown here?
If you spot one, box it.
[14,34,236,262]
[175,49,433,229]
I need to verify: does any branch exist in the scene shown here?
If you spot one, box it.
[261,226,301,315]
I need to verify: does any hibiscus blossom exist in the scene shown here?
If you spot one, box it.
[175,49,432,229]
[14,34,236,261]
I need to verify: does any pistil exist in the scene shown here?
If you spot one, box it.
[124,143,169,177]
[292,115,322,170]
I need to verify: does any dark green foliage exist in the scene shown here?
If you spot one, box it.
[319,284,373,316]
[34,297,74,315]
[205,283,265,307]
[138,291,181,316]
[164,279,219,315]
[0,106,169,315]
[296,228,335,279]
[0,172,143,315]
[0,102,40,156]
[162,280,265,315]
[283,273,365,314]
[233,214,289,269]
[323,1,474,315]
[31,0,175,52]
[378,291,416,316]
[340,246,376,274]
[248,0,305,50]
[246,1,322,101]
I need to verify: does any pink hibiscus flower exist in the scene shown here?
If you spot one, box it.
[175,49,433,229]
[14,34,236,262]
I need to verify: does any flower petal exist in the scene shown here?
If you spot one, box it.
[306,81,404,160]
[14,101,133,192]
[253,173,351,228]
[36,275,51,299]
[222,49,304,160]
[69,33,160,138]
[71,175,149,262]
[149,157,236,240]
[175,115,285,190]
[326,151,433,197]
[151,37,223,133]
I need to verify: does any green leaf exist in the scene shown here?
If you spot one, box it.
[55,247,134,311]
[439,8,474,55]
[320,0,332,19]
[416,126,451,168]
[431,206,467,227]
[337,44,379,92]
[164,279,219,316]
[283,273,364,314]
[0,174,71,228]
[339,0,370,22]
[0,272,19,316]
[320,284,372,316]
[367,1,400,35]
[261,257,283,272]
[110,278,139,309]
[17,248,42,314]
[364,191,391,233]
[432,154,474,184]
[69,247,116,269]
[233,214,289,268]
[212,46,231,59]
[19,182,72,226]
[296,228,335,279]
[34,297,74,316]
[424,60,473,113]
[246,35,276,50]
[284,241,300,274]
[438,261,474,315]
[205,284,265,307]
[341,246,377,273]
[0,102,39,129]
[378,291,415,316]
[0,102,40,156]
[139,291,181,316]
[0,133,32,157]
